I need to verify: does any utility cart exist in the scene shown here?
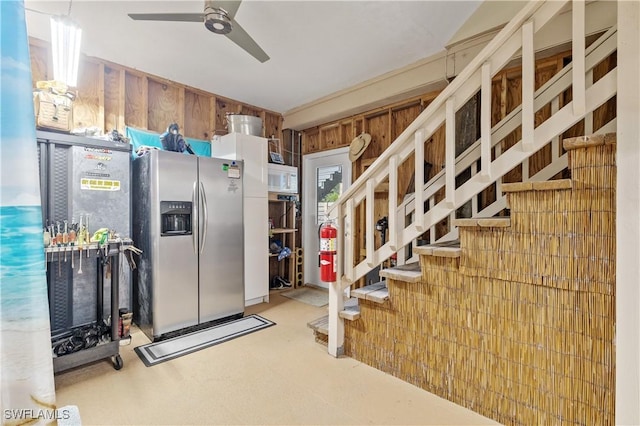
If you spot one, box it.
[37,130,133,373]
[47,240,132,372]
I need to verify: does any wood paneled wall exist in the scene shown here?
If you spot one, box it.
[29,38,283,141]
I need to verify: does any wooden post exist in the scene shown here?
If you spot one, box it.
[388,155,398,251]
[329,204,346,358]
[572,0,586,116]
[365,179,375,268]
[345,198,355,282]
[616,0,640,422]
[328,279,345,357]
[481,62,492,181]
[522,21,535,151]
[414,129,426,232]
[445,98,455,208]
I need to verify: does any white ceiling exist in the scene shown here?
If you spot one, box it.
[24,0,482,114]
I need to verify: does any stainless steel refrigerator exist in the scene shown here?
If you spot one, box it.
[132,150,244,340]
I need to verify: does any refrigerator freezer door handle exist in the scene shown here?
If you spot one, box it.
[192,180,198,254]
[199,182,208,254]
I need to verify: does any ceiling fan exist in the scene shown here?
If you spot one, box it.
[128,0,269,63]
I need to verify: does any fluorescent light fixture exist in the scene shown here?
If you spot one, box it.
[50,15,82,87]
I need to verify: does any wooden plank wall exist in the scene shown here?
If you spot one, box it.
[28,38,283,142]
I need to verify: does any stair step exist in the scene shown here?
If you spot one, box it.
[502,179,572,193]
[344,297,359,308]
[379,262,422,283]
[307,315,328,335]
[414,240,461,258]
[351,282,389,304]
[453,217,511,228]
[339,302,361,321]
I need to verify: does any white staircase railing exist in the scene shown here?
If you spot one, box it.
[397,24,618,265]
[327,0,618,356]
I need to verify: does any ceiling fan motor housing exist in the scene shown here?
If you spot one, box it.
[204,6,232,34]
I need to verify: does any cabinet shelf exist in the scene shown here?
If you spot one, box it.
[269,194,298,288]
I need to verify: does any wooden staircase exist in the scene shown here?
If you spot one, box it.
[325,0,618,363]
[337,135,616,424]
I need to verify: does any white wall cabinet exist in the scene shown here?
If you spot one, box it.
[212,133,269,306]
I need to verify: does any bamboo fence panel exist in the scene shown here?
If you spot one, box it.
[344,140,616,425]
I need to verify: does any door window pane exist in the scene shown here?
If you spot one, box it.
[316,165,342,224]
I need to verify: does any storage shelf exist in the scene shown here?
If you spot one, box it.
[271,228,297,234]
[269,196,298,287]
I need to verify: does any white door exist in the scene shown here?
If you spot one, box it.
[303,147,351,289]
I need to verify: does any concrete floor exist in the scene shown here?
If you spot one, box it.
[54,291,498,425]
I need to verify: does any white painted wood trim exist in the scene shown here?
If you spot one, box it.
[445,98,456,208]
[345,198,355,282]
[429,199,436,244]
[365,180,375,268]
[551,97,560,160]
[522,20,535,151]
[328,280,345,357]
[336,203,345,290]
[585,68,594,134]
[481,62,492,181]
[470,162,479,216]
[388,155,398,251]
[616,0,640,422]
[414,129,426,232]
[573,0,586,116]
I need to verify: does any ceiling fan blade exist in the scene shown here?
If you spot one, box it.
[208,0,242,19]
[128,13,205,22]
[225,19,270,63]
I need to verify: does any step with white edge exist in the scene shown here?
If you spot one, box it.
[339,298,361,321]
[351,281,389,304]
[379,262,422,283]
[413,240,461,258]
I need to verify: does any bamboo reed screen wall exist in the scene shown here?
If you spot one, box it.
[344,135,616,425]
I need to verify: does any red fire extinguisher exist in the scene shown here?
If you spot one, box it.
[319,220,337,282]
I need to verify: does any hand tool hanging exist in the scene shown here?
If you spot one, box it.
[86,214,90,258]
[43,219,50,271]
[69,218,76,269]
[49,223,56,270]
[63,219,69,262]
[77,214,83,274]
[56,221,62,276]
[100,230,110,279]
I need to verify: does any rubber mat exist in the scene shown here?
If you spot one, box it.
[134,315,275,366]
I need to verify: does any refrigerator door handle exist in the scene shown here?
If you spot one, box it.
[199,182,208,254]
[192,180,198,254]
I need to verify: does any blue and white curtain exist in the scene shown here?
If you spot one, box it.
[1,0,57,423]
